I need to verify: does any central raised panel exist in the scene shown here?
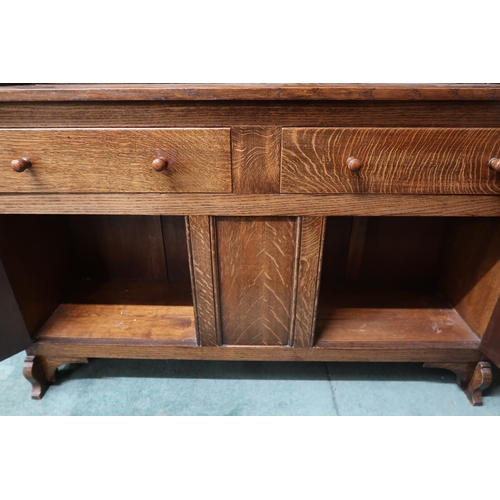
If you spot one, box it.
[216,217,297,346]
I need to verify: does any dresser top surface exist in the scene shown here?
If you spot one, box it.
[1,84,500,102]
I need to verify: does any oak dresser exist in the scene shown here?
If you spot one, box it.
[1,84,500,405]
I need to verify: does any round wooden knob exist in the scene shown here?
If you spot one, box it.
[152,157,168,172]
[11,158,31,172]
[488,158,500,172]
[347,157,362,172]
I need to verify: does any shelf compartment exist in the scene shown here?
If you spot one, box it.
[36,280,196,345]
[315,216,500,351]
[315,285,480,348]
[0,214,197,349]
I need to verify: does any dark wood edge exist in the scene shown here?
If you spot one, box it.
[310,217,327,348]
[32,337,481,349]
[288,216,303,346]
[1,84,500,101]
[1,194,500,216]
[185,216,201,347]
[28,342,482,362]
[209,216,223,346]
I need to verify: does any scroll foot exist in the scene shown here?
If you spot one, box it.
[424,361,492,406]
[23,355,89,400]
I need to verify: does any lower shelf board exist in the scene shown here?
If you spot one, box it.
[29,343,482,363]
[33,281,482,357]
[315,285,481,349]
[35,280,197,345]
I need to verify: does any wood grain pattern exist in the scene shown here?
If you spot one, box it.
[37,304,195,343]
[28,342,482,364]
[216,217,297,346]
[35,279,195,343]
[2,193,500,216]
[438,218,500,339]
[3,102,500,129]
[315,286,480,347]
[231,126,281,193]
[186,216,218,347]
[1,84,500,101]
[0,128,231,193]
[293,217,326,348]
[2,85,500,398]
[282,128,500,194]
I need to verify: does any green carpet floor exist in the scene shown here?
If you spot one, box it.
[1,352,499,415]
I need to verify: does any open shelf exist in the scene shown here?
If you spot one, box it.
[315,216,500,351]
[0,214,197,347]
[36,279,196,345]
[316,285,480,348]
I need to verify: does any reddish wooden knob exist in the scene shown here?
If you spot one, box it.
[347,157,362,172]
[489,158,500,172]
[152,157,168,172]
[11,158,31,172]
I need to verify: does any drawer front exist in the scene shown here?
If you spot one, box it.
[0,128,231,193]
[281,128,500,194]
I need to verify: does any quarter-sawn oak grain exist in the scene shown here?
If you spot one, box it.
[216,217,297,346]
[0,128,231,193]
[281,128,500,194]
[293,217,326,348]
[231,126,281,193]
[1,84,500,405]
[186,216,219,347]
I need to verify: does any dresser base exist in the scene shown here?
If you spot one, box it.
[25,343,488,404]
[2,85,500,409]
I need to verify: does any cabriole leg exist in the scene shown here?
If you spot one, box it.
[424,361,492,406]
[23,355,88,400]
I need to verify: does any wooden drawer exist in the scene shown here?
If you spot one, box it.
[0,128,231,193]
[281,128,500,194]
